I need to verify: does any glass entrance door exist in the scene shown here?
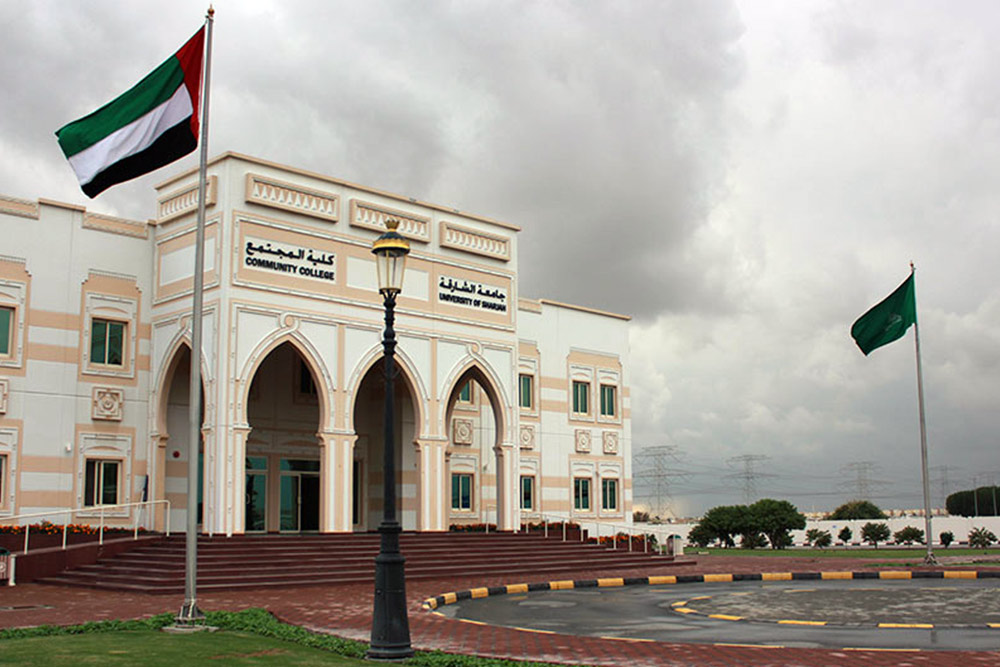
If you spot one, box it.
[245,456,267,532]
[279,458,320,532]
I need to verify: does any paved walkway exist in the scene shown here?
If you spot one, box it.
[3,554,1000,666]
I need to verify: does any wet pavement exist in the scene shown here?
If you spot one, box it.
[443,579,1000,651]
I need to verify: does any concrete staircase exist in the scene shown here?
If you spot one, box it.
[36,531,683,594]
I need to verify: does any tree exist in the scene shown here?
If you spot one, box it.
[968,527,997,551]
[749,498,806,550]
[828,500,887,520]
[687,523,715,548]
[697,505,747,548]
[806,528,832,548]
[893,526,924,545]
[838,526,853,544]
[947,487,1000,517]
[861,522,891,548]
[939,531,954,548]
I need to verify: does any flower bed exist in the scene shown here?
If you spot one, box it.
[0,522,150,553]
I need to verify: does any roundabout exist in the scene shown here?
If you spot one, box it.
[428,572,1000,651]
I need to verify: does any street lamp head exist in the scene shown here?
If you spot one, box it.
[371,219,410,295]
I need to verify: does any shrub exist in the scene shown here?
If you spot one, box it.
[828,500,887,520]
[861,522,891,548]
[893,526,924,545]
[806,528,832,548]
[939,531,954,548]
[837,526,852,543]
[969,527,997,551]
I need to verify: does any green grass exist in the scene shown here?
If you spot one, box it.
[692,547,1000,558]
[0,630,369,666]
[0,610,563,667]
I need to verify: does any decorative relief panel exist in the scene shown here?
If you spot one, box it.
[574,429,592,453]
[452,418,474,445]
[83,212,148,239]
[519,424,535,450]
[246,173,339,222]
[0,378,7,414]
[349,199,430,243]
[440,221,511,262]
[602,431,619,455]
[157,175,218,223]
[92,387,124,421]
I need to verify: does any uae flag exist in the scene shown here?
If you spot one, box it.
[56,28,205,198]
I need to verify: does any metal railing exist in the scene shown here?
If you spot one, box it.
[520,511,676,554]
[3,499,170,555]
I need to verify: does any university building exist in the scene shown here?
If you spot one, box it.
[0,153,631,535]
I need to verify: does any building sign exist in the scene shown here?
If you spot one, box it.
[437,275,507,313]
[243,238,335,282]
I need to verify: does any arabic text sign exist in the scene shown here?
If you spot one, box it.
[243,237,336,282]
[437,275,508,313]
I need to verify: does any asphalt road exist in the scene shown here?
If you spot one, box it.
[440,579,1000,651]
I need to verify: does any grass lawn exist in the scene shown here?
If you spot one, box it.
[0,630,371,666]
[692,547,1000,558]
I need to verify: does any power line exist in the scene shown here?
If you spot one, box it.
[725,454,774,505]
[632,445,689,519]
[839,461,891,501]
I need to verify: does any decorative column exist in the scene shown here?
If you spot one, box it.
[151,434,169,532]
[494,442,517,531]
[228,424,251,536]
[319,431,357,532]
[414,437,448,531]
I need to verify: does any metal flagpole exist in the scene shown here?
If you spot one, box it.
[911,262,937,566]
[178,5,214,623]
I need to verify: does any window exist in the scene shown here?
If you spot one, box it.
[572,381,589,415]
[0,306,12,357]
[298,358,317,396]
[457,381,472,403]
[600,385,616,418]
[573,477,591,511]
[451,473,472,511]
[602,478,619,511]
[520,475,534,510]
[84,459,120,506]
[90,319,125,366]
[519,374,533,410]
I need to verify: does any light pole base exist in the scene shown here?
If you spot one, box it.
[177,600,205,624]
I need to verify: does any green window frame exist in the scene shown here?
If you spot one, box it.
[519,374,533,410]
[451,473,473,511]
[0,306,12,357]
[600,384,616,417]
[573,477,591,511]
[90,318,126,366]
[520,474,534,510]
[84,459,120,506]
[572,381,589,415]
[457,381,472,403]
[601,478,618,511]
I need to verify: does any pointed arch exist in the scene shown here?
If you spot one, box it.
[236,330,334,432]
[152,333,212,438]
[345,342,427,436]
[442,355,510,446]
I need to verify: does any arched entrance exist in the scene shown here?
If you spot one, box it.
[444,364,510,530]
[352,358,419,531]
[245,342,322,532]
[153,343,205,534]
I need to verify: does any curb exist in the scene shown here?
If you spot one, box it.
[422,569,1000,612]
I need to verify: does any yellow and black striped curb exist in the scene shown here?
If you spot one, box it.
[421,569,1000,611]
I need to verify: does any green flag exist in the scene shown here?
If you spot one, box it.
[851,273,917,355]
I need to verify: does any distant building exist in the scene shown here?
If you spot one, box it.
[0,153,631,534]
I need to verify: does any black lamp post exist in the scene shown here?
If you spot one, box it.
[368,219,413,660]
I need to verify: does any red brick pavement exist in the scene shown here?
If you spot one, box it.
[2,555,1000,666]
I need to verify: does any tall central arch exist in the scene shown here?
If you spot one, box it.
[348,350,425,531]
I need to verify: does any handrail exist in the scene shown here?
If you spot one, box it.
[3,500,171,554]
[521,511,679,554]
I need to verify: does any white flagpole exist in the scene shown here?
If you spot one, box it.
[179,6,214,623]
[911,262,937,565]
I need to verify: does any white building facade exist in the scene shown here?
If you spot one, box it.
[0,153,631,535]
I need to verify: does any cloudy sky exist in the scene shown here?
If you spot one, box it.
[3,1,997,517]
